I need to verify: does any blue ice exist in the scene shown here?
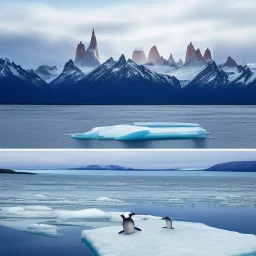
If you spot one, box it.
[71,123,208,140]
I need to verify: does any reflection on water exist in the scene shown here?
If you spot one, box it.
[1,105,256,148]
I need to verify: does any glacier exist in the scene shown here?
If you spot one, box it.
[81,215,256,256]
[71,123,207,140]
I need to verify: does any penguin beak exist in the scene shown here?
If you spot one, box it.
[162,217,165,219]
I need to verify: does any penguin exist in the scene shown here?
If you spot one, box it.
[162,217,174,229]
[118,213,142,234]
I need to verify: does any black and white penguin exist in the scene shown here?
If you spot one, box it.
[118,213,142,234]
[162,217,174,229]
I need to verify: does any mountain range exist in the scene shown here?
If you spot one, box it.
[1,53,256,104]
[27,161,256,172]
[68,161,256,172]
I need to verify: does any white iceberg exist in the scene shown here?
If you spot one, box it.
[27,224,59,236]
[34,193,47,199]
[81,219,256,256]
[1,205,53,218]
[1,206,110,222]
[71,124,207,140]
[56,208,110,220]
[96,197,125,203]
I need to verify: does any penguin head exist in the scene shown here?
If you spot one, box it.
[162,217,170,220]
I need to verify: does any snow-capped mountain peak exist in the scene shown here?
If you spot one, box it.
[223,56,238,67]
[50,60,85,88]
[78,54,180,89]
[34,65,59,83]
[116,54,126,65]
[0,58,46,87]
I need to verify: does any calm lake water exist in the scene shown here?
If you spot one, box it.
[0,105,256,148]
[0,172,256,256]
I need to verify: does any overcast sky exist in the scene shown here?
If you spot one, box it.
[0,0,256,68]
[0,150,255,170]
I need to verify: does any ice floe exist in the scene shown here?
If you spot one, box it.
[1,205,53,218]
[1,206,109,221]
[71,123,207,140]
[82,219,256,256]
[1,204,256,256]
[55,208,110,220]
[27,224,59,236]
[96,197,125,203]
[34,193,47,199]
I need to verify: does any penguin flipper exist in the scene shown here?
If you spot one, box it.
[135,227,142,231]
[118,230,125,234]
[162,227,167,228]
[171,227,175,229]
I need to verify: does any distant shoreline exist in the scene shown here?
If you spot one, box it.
[0,169,36,175]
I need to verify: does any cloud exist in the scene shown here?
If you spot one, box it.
[0,0,255,67]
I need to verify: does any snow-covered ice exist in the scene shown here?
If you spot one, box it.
[71,123,207,140]
[27,224,59,236]
[96,197,125,203]
[1,203,256,256]
[82,219,256,256]
[56,208,110,220]
[1,206,109,221]
[1,205,53,218]
[34,193,47,199]
[133,122,200,127]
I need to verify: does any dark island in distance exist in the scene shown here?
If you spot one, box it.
[42,161,256,172]
[2,161,256,174]
[0,168,36,175]
[205,161,256,172]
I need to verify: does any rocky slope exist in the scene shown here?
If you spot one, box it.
[34,65,59,83]
[50,60,86,88]
[0,58,48,103]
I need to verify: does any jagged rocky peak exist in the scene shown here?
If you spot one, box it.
[160,56,170,65]
[202,48,212,62]
[168,54,176,65]
[177,59,184,66]
[223,56,237,67]
[64,59,81,71]
[185,52,204,66]
[82,49,101,67]
[74,29,101,68]
[0,58,14,78]
[132,49,146,64]
[34,65,59,83]
[74,41,86,65]
[115,54,127,66]
[185,42,195,64]
[147,45,162,65]
[0,57,46,87]
[50,59,85,87]
[36,65,57,72]
[195,48,203,61]
[88,29,100,60]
